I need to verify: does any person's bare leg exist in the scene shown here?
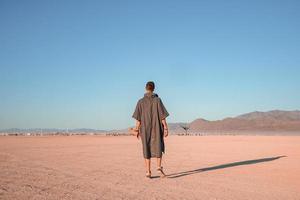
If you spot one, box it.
[145,158,151,177]
[157,157,162,168]
[157,156,166,177]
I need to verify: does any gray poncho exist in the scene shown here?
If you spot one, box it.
[132,93,169,159]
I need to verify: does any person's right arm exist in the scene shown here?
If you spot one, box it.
[162,119,168,137]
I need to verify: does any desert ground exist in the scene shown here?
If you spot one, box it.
[0,135,299,200]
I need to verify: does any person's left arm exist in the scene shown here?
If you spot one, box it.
[134,120,141,139]
[131,100,142,139]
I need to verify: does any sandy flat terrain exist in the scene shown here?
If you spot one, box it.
[0,135,299,200]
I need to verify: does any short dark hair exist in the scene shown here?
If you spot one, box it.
[146,81,155,91]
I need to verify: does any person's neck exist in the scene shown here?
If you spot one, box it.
[146,90,153,94]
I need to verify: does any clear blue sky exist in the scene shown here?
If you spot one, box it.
[0,0,300,129]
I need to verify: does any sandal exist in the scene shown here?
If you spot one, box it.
[157,166,166,178]
[146,171,151,178]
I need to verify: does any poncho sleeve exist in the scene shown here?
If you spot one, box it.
[132,100,142,121]
[158,98,169,120]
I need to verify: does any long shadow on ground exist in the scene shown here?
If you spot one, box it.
[167,156,286,179]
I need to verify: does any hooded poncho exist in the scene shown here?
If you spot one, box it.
[132,93,169,159]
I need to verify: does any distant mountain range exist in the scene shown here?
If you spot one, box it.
[1,110,300,134]
[0,128,107,133]
[169,110,300,133]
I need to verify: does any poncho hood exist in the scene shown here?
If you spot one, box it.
[144,92,158,98]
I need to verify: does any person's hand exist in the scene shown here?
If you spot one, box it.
[164,129,168,137]
[129,128,140,139]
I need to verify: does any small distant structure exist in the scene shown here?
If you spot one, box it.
[105,132,130,136]
[180,125,190,135]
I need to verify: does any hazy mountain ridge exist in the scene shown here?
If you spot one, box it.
[187,110,300,132]
[236,110,300,121]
